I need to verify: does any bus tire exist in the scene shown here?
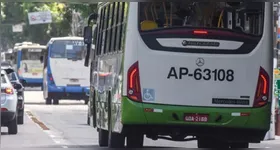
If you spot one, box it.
[126,133,144,148]
[46,98,52,105]
[108,131,125,148]
[197,138,229,148]
[53,99,59,105]
[84,99,89,105]
[98,128,109,147]
[107,92,125,148]
[230,142,249,148]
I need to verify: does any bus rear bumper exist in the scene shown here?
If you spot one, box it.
[48,92,88,100]
[122,124,266,143]
[47,86,89,100]
[121,97,271,143]
[20,78,43,87]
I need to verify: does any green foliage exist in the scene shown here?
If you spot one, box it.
[0,2,97,51]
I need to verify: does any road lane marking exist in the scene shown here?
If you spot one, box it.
[26,110,49,130]
[25,109,70,148]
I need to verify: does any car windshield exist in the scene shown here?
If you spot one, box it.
[50,40,86,60]
[7,72,18,81]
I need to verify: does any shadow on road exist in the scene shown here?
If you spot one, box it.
[1,132,8,135]
[25,102,86,106]
[34,144,181,149]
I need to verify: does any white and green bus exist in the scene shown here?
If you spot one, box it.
[83,2,273,148]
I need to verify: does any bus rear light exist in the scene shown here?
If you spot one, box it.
[48,74,55,84]
[1,108,8,111]
[127,61,142,102]
[253,67,270,108]
[193,30,208,35]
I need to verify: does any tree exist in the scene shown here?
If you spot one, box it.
[0,2,97,51]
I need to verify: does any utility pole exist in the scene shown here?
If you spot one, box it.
[0,2,2,146]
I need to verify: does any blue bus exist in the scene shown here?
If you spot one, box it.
[14,43,46,89]
[43,37,90,105]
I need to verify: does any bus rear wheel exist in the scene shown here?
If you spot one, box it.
[98,128,108,147]
[53,99,59,105]
[45,98,52,105]
[108,131,125,148]
[84,99,89,105]
[126,133,144,148]
[197,138,229,148]
[230,142,249,148]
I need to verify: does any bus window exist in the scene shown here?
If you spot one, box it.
[139,2,264,36]
[22,49,43,61]
[50,40,86,60]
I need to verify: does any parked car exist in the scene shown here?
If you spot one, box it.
[2,66,25,124]
[1,69,21,134]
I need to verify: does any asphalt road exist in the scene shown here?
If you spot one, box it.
[1,90,280,148]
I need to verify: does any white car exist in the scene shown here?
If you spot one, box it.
[1,69,18,134]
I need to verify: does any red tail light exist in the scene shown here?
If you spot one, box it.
[193,30,208,35]
[127,61,142,102]
[253,67,270,108]
[48,74,55,85]
[48,74,53,81]
[1,108,8,111]
[1,88,13,95]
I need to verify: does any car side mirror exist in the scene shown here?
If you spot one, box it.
[84,26,92,45]
[13,83,22,90]
[20,79,26,85]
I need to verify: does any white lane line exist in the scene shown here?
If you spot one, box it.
[54,140,61,144]
[25,109,71,147]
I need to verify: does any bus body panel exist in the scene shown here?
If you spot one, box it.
[44,37,91,100]
[16,45,46,86]
[49,58,90,87]
[91,1,273,144]
[130,2,273,108]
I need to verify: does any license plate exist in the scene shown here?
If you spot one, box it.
[70,79,79,82]
[167,67,234,82]
[184,113,209,122]
[32,73,38,75]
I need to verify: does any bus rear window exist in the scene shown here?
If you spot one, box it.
[50,40,86,60]
[22,49,43,61]
[138,2,265,54]
[138,2,264,36]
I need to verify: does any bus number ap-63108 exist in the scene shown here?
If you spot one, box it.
[167,67,234,82]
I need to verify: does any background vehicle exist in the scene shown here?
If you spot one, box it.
[1,69,21,134]
[3,49,14,65]
[1,61,12,68]
[83,2,273,148]
[14,43,46,89]
[2,66,25,124]
[43,37,90,105]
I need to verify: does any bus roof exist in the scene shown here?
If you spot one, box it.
[16,45,47,51]
[47,36,84,46]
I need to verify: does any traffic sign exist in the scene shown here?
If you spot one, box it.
[28,11,52,25]
[12,24,23,32]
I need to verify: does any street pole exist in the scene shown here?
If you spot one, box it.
[0,2,2,146]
